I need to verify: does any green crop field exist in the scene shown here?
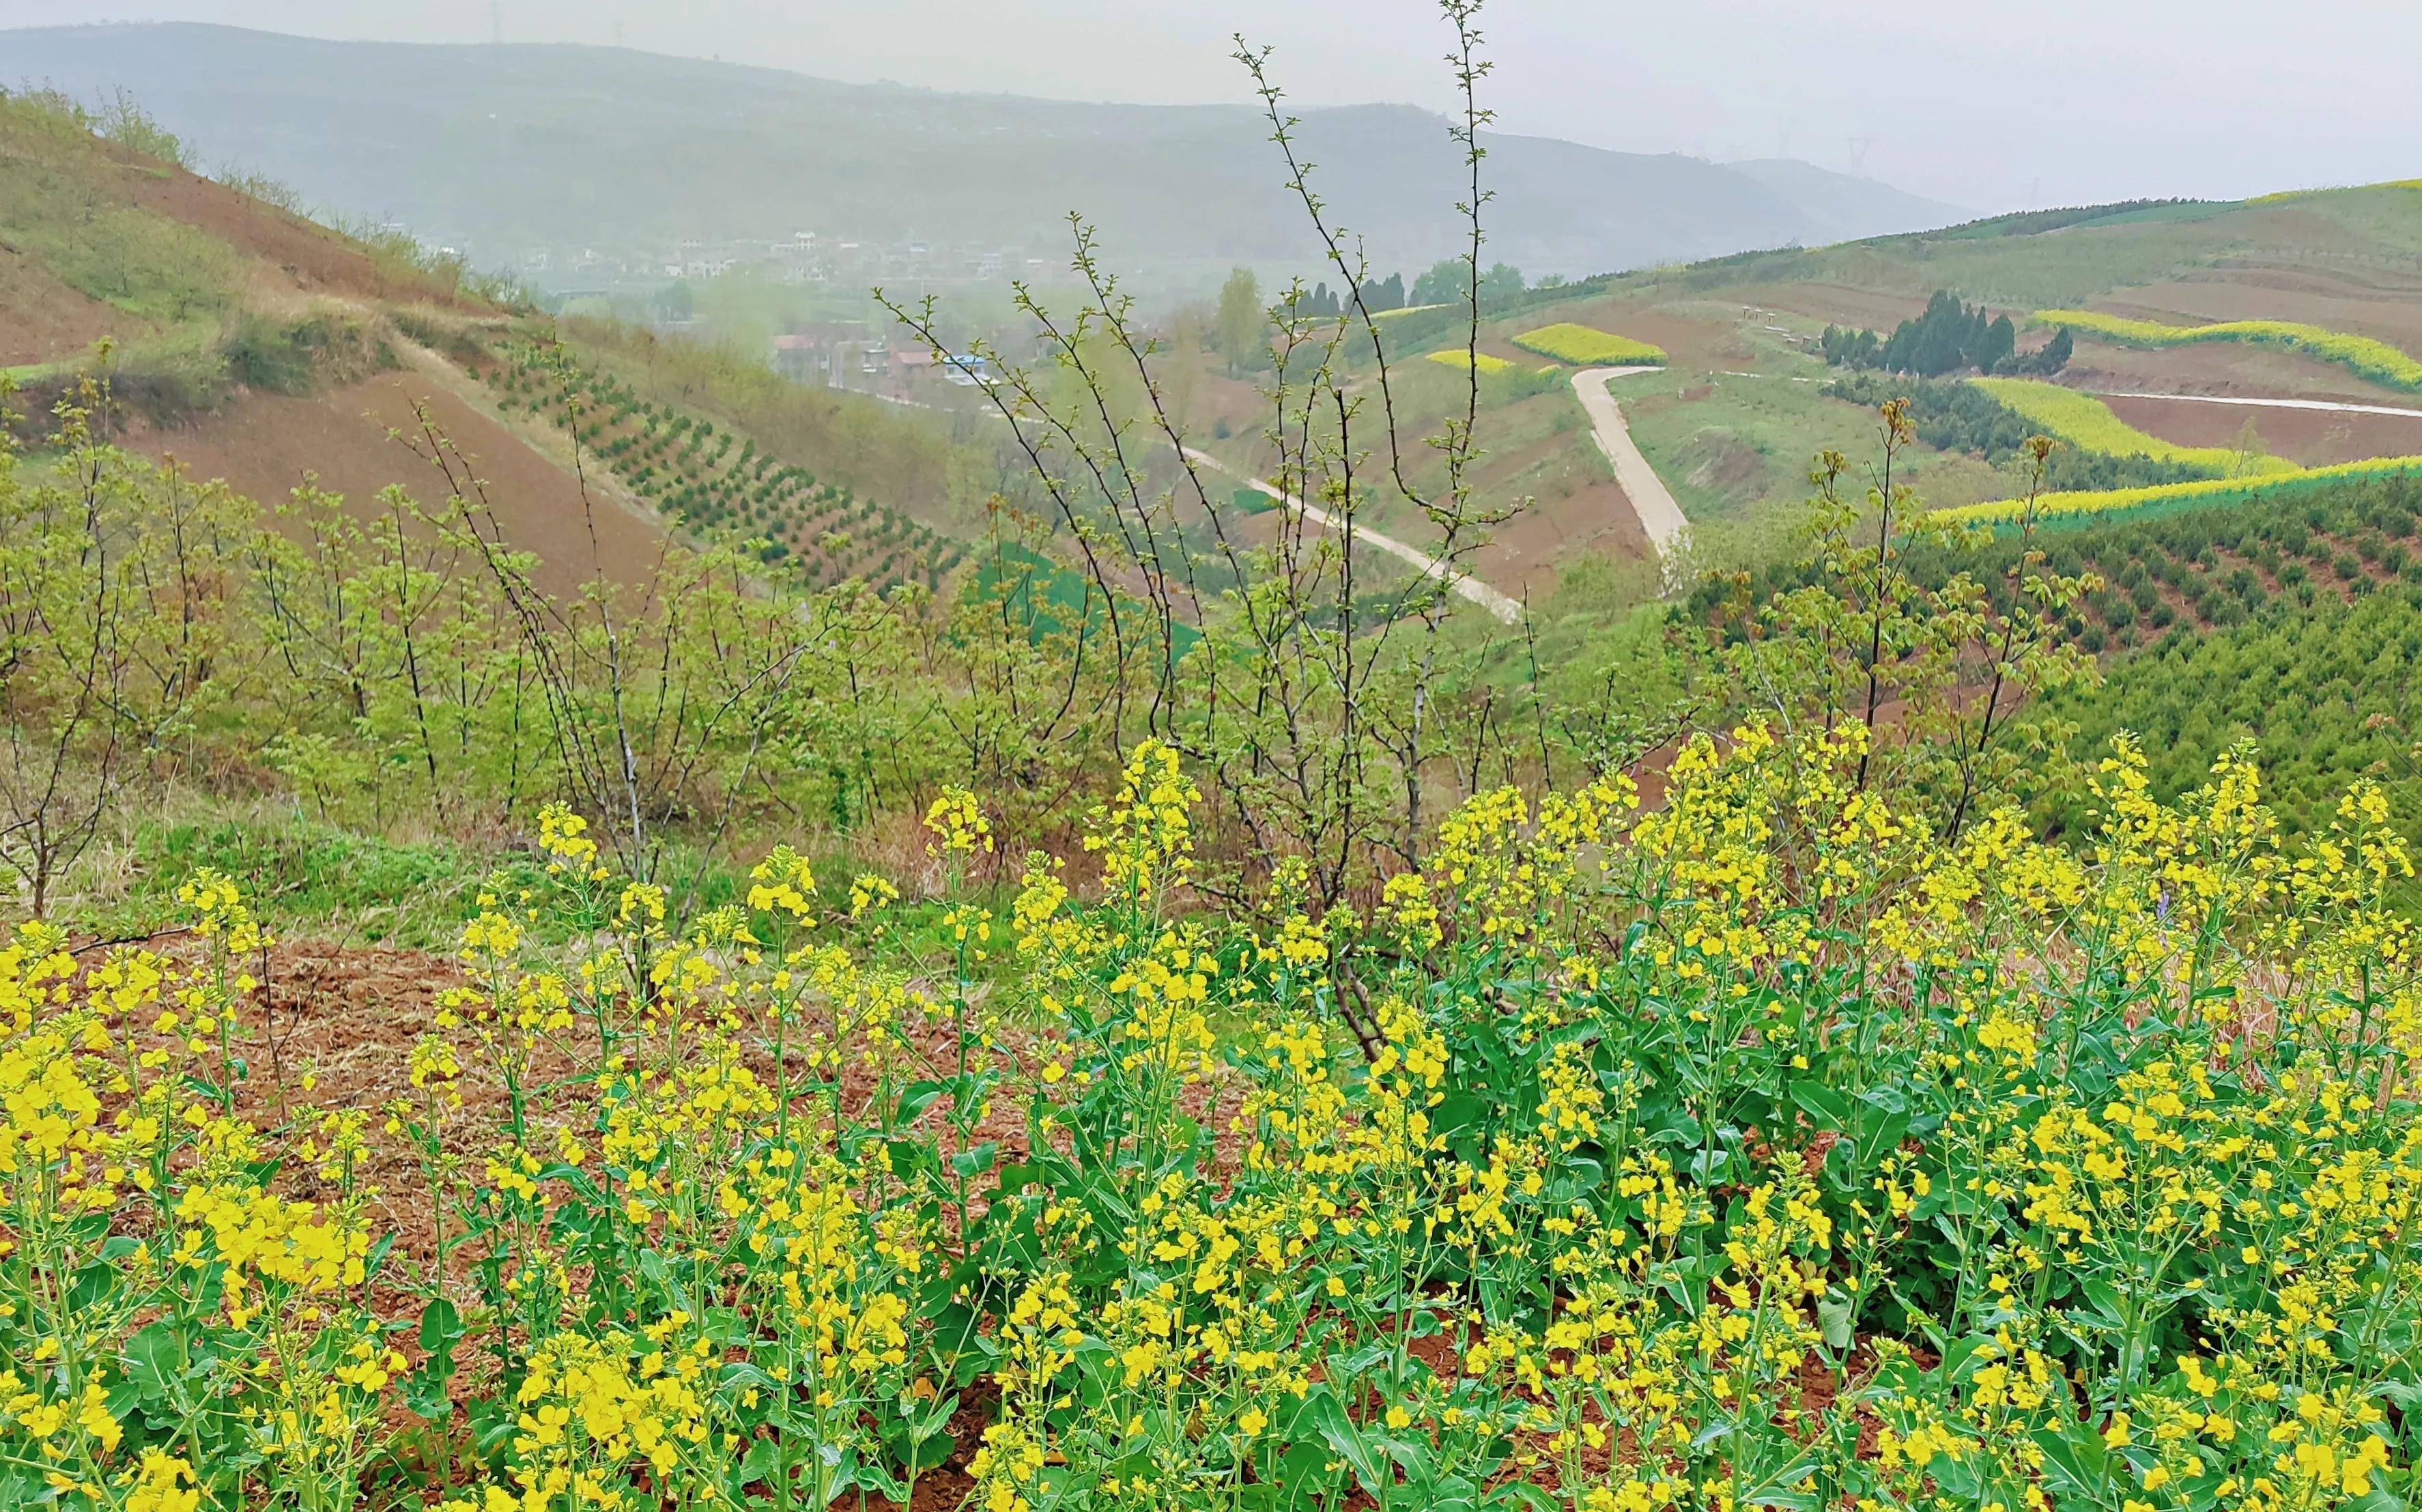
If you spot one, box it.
[1621,370,2010,524]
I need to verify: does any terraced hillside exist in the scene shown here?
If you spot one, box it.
[0,85,681,601]
[1692,470,2422,844]
[482,345,966,593]
[1372,184,2422,550]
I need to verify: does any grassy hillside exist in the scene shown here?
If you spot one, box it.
[0,85,485,418]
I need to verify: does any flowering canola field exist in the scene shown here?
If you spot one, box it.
[1511,324,1669,367]
[1967,379,2298,479]
[1936,453,2422,528]
[1427,350,1518,375]
[2034,311,2422,392]
[5,734,2421,1511]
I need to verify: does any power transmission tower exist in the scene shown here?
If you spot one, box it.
[1845,136,1873,175]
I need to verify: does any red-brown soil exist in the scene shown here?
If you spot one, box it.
[2102,392,2422,467]
[2112,264,2422,354]
[0,244,140,365]
[1474,478,1653,601]
[1746,282,1935,333]
[1529,300,1770,374]
[126,367,671,601]
[2063,340,2394,403]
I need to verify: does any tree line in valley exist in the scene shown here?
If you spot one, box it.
[1821,289,2072,377]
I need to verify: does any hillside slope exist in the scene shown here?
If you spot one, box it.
[1,87,988,599]
[1417,184,2422,530]
[0,85,678,601]
[1,23,1965,280]
[1721,158,1971,248]
[0,84,481,371]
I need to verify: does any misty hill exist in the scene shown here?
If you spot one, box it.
[1720,158,1979,251]
[1,23,1965,281]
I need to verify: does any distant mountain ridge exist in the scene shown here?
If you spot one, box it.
[0,23,1967,282]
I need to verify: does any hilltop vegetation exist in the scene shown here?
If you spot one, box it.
[1819,289,2023,377]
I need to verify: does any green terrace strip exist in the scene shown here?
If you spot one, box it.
[1509,322,1670,367]
[1935,453,2422,529]
[1967,377,2299,477]
[1424,349,1515,374]
[2034,309,2422,391]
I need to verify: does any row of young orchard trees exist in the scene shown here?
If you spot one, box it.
[484,346,965,588]
[2050,584,2422,859]
[1695,470,2422,858]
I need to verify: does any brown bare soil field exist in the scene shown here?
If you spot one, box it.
[2115,266,2422,352]
[1471,477,1651,601]
[1743,283,1935,332]
[2102,393,2422,467]
[1535,301,1767,373]
[130,371,671,600]
[0,245,139,365]
[2063,339,2395,403]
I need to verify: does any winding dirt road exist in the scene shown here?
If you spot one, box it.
[1178,446,1524,625]
[1573,366,1690,558]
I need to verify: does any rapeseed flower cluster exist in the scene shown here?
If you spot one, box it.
[1,726,2419,1509]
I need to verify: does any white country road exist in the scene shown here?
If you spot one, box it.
[1573,366,1691,558]
[1178,445,1524,625]
[2090,389,2422,420]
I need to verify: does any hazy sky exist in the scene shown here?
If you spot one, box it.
[6,0,2419,212]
